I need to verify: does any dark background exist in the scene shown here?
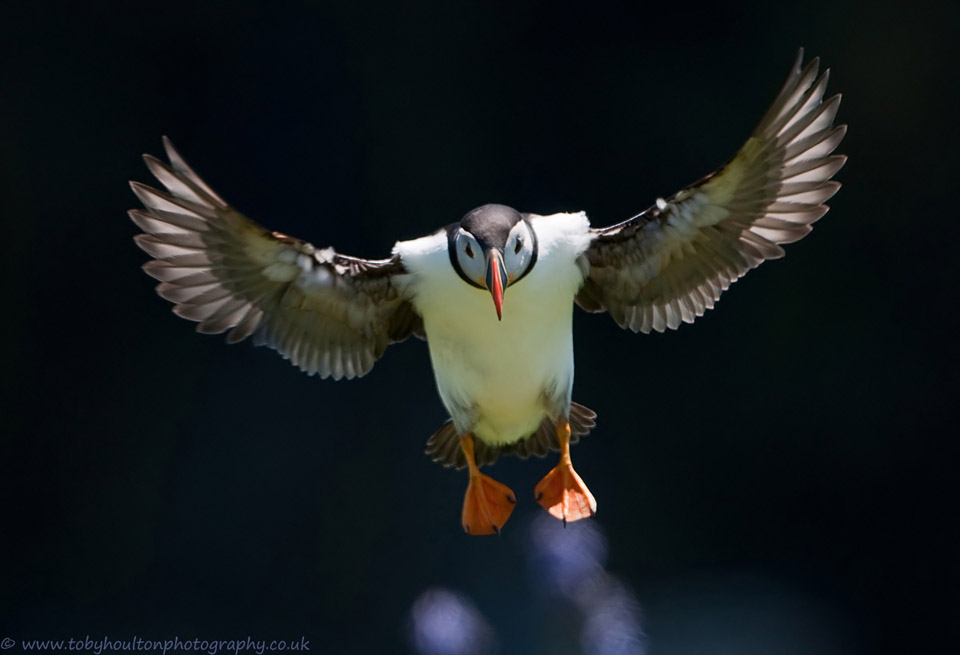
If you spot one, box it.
[2,1,957,654]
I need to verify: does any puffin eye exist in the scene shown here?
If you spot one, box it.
[465,244,474,259]
[514,238,523,255]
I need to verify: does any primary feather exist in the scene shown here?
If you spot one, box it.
[131,137,422,380]
[577,49,846,333]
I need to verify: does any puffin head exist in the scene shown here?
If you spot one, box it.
[448,204,538,320]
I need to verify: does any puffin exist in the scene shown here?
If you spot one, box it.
[129,50,845,535]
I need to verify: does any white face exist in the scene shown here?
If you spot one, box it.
[502,220,535,284]
[454,227,485,285]
[454,221,535,287]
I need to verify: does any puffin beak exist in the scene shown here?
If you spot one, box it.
[485,248,507,320]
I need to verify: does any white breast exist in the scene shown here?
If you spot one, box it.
[394,212,594,445]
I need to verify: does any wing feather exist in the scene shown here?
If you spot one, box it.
[578,50,846,332]
[130,138,423,379]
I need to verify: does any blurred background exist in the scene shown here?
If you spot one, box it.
[1,1,957,653]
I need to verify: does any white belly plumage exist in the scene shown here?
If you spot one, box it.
[393,212,594,446]
[423,281,576,443]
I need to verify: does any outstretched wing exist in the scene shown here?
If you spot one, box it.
[130,137,423,379]
[577,50,846,333]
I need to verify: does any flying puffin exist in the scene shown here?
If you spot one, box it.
[129,51,845,535]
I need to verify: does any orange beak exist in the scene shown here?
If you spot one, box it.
[485,249,507,321]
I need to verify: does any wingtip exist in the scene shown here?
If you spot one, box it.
[132,233,159,253]
[801,55,821,80]
[834,149,849,173]
[161,135,179,163]
[128,180,157,203]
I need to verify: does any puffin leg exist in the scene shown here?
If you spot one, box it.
[534,417,597,525]
[460,434,516,535]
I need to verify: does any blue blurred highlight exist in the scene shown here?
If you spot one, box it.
[529,515,646,655]
[410,588,498,655]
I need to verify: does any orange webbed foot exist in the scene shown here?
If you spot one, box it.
[535,417,596,525]
[458,434,516,535]
[534,463,596,525]
[461,472,516,535]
